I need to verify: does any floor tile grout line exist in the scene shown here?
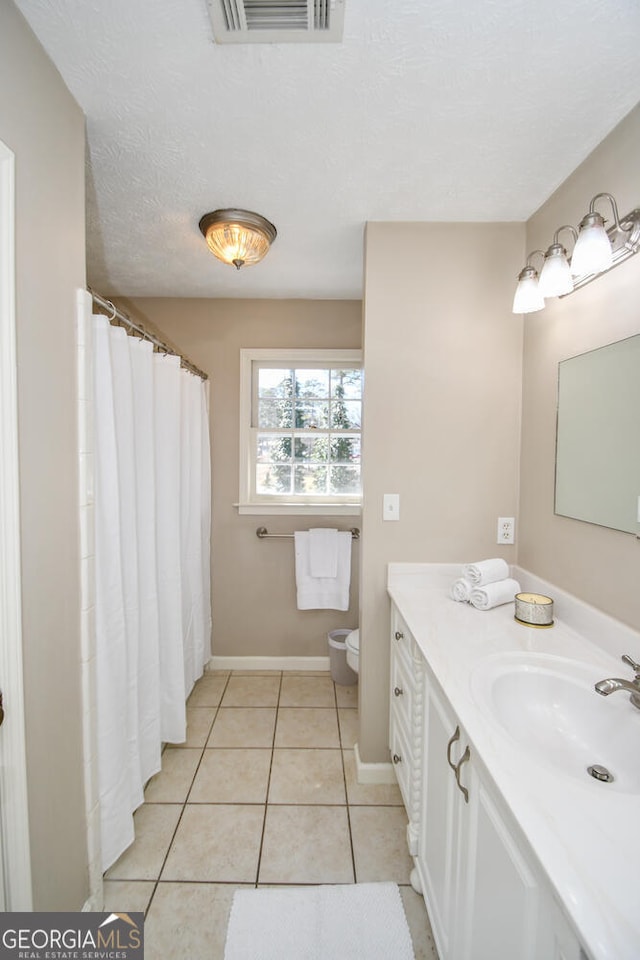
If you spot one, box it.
[141,798,402,810]
[142,671,231,917]
[183,669,231,798]
[335,681,358,883]
[253,671,283,887]
[141,788,188,916]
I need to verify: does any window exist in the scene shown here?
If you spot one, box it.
[238,349,363,515]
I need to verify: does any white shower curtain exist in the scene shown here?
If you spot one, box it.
[93,314,211,871]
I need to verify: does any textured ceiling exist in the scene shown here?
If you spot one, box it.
[14,0,640,299]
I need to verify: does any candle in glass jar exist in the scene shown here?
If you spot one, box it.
[514,592,554,627]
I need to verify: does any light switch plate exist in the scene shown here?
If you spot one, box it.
[383,493,400,521]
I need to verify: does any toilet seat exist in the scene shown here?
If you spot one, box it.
[345,628,359,673]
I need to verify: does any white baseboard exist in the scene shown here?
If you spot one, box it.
[208,655,331,672]
[354,742,397,785]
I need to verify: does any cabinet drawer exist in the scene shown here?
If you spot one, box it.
[390,712,413,810]
[391,609,416,665]
[390,644,414,738]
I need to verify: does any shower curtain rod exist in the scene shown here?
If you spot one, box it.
[90,288,208,381]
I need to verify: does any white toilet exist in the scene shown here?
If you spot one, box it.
[345,628,359,674]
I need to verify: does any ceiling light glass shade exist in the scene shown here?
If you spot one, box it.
[199,209,277,270]
[570,212,613,277]
[512,266,545,314]
[539,244,573,297]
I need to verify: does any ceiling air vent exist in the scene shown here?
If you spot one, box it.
[206,0,345,43]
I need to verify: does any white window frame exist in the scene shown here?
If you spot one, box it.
[237,348,363,516]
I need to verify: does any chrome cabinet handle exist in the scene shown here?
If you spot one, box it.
[394,631,404,641]
[392,753,402,764]
[394,686,403,697]
[454,745,471,804]
[446,725,461,773]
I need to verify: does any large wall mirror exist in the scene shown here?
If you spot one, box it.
[555,333,640,534]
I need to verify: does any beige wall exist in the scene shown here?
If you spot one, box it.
[119,297,362,658]
[0,3,88,908]
[360,222,525,761]
[519,104,640,630]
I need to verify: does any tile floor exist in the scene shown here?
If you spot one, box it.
[104,670,439,959]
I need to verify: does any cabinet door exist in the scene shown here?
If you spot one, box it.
[419,676,545,960]
[418,680,461,960]
[457,773,542,960]
[537,891,590,960]
[459,776,588,960]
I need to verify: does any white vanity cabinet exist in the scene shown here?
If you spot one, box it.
[389,600,587,960]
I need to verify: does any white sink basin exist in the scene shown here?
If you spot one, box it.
[470,653,640,793]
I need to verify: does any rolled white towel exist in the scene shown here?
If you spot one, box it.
[450,578,473,603]
[470,578,521,611]
[462,558,510,586]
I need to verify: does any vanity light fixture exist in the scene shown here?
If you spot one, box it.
[513,192,640,314]
[570,193,617,276]
[512,250,545,314]
[538,225,577,298]
[199,208,277,270]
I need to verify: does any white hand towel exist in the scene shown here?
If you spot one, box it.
[450,578,473,602]
[470,578,521,611]
[294,530,352,611]
[462,558,510,586]
[309,528,339,578]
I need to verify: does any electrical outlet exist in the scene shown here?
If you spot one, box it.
[497,517,515,544]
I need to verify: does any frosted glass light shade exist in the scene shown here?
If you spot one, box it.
[512,268,544,314]
[570,215,612,277]
[199,209,277,269]
[539,246,573,297]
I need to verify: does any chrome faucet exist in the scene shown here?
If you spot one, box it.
[595,655,640,710]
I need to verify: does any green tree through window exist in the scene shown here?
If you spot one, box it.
[255,364,362,499]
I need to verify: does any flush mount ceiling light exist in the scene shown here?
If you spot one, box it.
[199,209,277,270]
[513,192,640,315]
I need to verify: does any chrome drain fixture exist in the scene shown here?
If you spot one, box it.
[587,764,614,783]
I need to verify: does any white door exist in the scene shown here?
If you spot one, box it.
[0,138,33,909]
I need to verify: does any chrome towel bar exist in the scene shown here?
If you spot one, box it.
[256,526,360,540]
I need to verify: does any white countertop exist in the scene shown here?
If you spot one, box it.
[387,563,640,960]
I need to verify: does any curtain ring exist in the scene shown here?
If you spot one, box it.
[106,300,117,321]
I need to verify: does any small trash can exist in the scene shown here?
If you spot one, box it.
[328,629,358,686]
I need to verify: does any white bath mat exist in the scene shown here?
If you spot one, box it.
[224,882,415,960]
